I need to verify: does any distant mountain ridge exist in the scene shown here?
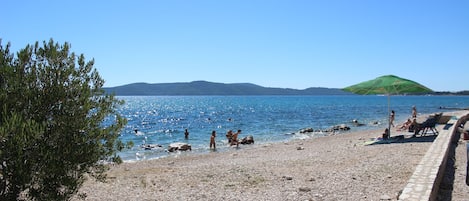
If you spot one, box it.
[103,81,352,96]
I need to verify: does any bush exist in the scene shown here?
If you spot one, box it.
[0,39,128,200]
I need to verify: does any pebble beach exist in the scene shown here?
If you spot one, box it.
[73,126,444,201]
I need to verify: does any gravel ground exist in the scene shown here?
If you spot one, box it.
[451,139,469,200]
[438,131,469,201]
[72,127,435,201]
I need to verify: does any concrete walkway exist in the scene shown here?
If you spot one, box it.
[398,111,469,201]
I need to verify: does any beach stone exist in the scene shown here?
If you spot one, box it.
[168,142,192,152]
[141,143,162,150]
[299,187,311,192]
[300,128,314,133]
[313,193,323,198]
[240,135,255,144]
[379,194,392,200]
[283,176,293,180]
[329,124,351,131]
[338,124,351,130]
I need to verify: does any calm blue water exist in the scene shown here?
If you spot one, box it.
[114,95,469,161]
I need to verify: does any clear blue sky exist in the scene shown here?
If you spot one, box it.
[2,0,468,91]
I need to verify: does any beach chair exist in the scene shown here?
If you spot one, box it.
[414,113,441,137]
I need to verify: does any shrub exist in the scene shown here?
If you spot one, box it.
[0,39,127,200]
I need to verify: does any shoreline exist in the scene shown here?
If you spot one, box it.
[114,95,465,162]
[73,111,469,201]
[127,113,423,163]
[122,113,410,163]
[74,123,434,200]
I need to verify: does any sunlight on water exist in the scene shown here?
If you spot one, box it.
[112,95,469,161]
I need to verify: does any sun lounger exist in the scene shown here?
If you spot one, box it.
[413,113,442,137]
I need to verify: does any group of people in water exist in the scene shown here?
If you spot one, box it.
[137,126,243,151]
[209,129,242,150]
[140,106,421,147]
[382,106,418,139]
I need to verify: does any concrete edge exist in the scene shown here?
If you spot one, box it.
[398,112,469,201]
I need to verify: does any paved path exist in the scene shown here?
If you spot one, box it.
[398,111,469,201]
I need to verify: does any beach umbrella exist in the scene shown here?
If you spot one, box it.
[343,75,433,138]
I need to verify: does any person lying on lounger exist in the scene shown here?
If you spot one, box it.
[397,119,412,131]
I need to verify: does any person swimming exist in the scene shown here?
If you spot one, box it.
[134,129,144,136]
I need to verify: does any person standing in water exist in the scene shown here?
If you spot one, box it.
[184,129,189,139]
[210,130,216,150]
[230,130,241,147]
[225,130,233,144]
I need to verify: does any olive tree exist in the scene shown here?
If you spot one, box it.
[0,39,128,200]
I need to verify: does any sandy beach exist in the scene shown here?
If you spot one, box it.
[72,124,445,201]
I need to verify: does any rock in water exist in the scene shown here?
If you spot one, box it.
[168,142,192,152]
[141,144,162,150]
[299,128,314,133]
[240,135,255,144]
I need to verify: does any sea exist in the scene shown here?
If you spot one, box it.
[113,95,469,162]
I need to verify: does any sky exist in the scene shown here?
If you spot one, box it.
[2,0,468,91]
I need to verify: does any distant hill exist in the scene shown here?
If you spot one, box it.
[103,81,353,96]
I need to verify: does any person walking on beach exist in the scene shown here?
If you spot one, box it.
[210,130,217,150]
[412,106,417,119]
[390,110,395,127]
